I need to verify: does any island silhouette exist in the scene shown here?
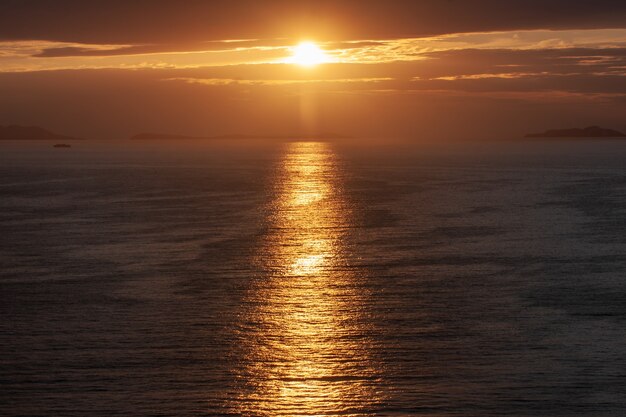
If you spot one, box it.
[0,125,82,141]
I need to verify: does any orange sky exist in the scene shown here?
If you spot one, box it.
[0,1,625,140]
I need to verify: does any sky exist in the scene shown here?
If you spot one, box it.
[0,0,625,140]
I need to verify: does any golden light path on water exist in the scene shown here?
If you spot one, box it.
[232,142,381,416]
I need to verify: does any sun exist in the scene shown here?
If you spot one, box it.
[288,42,329,67]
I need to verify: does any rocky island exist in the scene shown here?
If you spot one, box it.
[0,125,81,141]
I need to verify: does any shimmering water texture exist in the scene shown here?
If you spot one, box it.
[232,143,381,415]
[1,140,625,416]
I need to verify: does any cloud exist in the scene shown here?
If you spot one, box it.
[1,0,625,44]
[332,29,626,64]
[32,39,290,58]
[2,28,625,73]
[166,77,393,86]
[1,1,624,141]
[1,67,624,140]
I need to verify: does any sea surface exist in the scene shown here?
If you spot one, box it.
[1,139,625,416]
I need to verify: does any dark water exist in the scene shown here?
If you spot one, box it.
[1,140,625,416]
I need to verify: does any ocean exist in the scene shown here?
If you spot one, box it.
[1,139,625,416]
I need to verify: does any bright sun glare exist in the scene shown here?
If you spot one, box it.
[289,42,329,66]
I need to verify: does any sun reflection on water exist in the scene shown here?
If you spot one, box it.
[232,142,380,415]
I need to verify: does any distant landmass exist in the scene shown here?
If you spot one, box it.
[0,125,82,141]
[130,132,352,141]
[525,126,626,138]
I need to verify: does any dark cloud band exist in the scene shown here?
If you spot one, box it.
[1,0,625,44]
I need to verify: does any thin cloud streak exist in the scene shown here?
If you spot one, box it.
[166,77,393,86]
[1,29,625,73]
[331,29,626,64]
